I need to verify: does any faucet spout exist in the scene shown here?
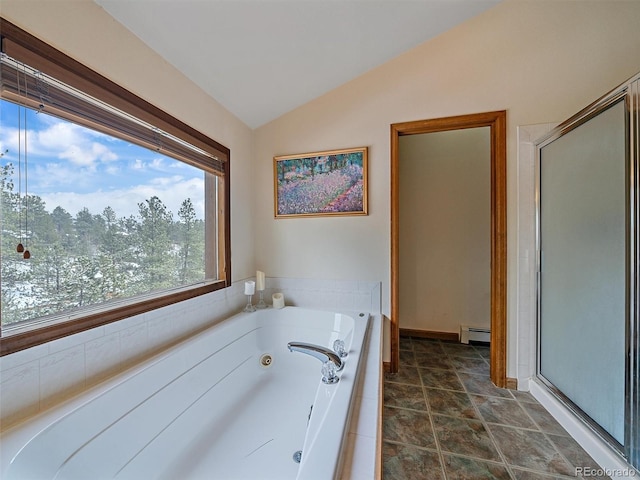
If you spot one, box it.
[287,342,344,371]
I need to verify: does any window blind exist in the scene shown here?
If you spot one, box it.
[0,21,228,176]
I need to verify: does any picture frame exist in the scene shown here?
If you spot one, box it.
[274,147,368,218]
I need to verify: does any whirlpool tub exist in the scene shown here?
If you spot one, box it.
[0,307,371,480]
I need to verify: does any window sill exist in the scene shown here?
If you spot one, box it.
[0,280,227,357]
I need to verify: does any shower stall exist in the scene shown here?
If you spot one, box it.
[536,73,639,471]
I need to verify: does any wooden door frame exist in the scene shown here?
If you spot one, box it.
[390,110,507,388]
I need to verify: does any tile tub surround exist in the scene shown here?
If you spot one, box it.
[0,281,247,428]
[0,277,382,478]
[263,277,382,314]
[341,312,383,480]
[383,337,608,480]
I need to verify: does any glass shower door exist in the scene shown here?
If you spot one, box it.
[538,97,627,447]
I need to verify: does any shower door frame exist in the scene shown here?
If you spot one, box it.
[535,73,640,469]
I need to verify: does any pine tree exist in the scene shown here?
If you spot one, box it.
[136,196,175,291]
[177,198,204,284]
[98,206,130,300]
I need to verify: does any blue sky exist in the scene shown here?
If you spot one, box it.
[0,99,205,219]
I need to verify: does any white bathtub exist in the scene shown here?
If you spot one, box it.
[0,307,371,480]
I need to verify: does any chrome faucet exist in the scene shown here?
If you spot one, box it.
[287,342,344,371]
[287,342,344,384]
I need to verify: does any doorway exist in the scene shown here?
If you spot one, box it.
[390,111,507,388]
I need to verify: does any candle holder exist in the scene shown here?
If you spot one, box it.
[255,290,268,309]
[243,294,256,312]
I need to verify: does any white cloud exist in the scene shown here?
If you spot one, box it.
[129,156,176,173]
[104,165,121,175]
[0,118,118,169]
[31,162,81,188]
[59,141,118,168]
[149,157,166,169]
[2,106,206,221]
[39,176,205,220]
[148,175,184,187]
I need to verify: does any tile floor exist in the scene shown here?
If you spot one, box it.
[383,336,608,479]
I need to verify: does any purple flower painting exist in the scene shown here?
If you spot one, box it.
[274,147,368,218]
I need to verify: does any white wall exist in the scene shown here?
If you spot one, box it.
[253,0,640,371]
[1,0,256,281]
[399,128,490,334]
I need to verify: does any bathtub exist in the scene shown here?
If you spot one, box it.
[0,306,371,480]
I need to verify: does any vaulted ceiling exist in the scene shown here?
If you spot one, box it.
[95,0,500,128]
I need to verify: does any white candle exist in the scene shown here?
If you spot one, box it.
[256,271,265,291]
[272,292,285,309]
[244,281,255,295]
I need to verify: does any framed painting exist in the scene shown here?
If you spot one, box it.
[274,147,368,218]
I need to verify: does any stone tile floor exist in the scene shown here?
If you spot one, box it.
[383,336,608,479]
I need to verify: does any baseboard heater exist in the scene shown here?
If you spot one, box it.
[460,325,490,344]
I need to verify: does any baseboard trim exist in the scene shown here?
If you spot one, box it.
[506,377,518,390]
[400,328,459,342]
[383,361,391,374]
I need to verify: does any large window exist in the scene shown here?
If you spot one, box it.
[0,19,230,355]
